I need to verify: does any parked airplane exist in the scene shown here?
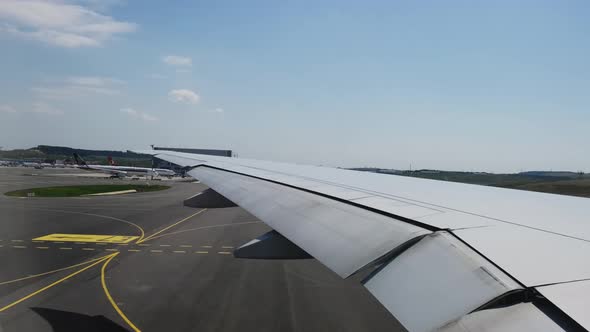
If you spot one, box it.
[73,153,176,178]
[21,161,43,169]
[136,149,590,332]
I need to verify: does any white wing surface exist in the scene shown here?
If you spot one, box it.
[136,150,590,332]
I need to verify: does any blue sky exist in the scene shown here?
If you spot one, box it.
[0,0,588,172]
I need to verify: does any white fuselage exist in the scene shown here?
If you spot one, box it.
[78,164,176,177]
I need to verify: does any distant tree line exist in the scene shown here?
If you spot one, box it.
[36,145,146,158]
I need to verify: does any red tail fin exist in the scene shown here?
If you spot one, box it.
[107,156,115,166]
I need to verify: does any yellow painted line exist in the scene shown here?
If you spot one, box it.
[82,248,95,251]
[195,251,208,254]
[29,208,145,245]
[138,209,207,243]
[150,250,163,253]
[105,249,119,252]
[0,255,112,312]
[138,244,150,247]
[201,245,212,248]
[218,251,231,255]
[118,243,129,246]
[101,253,141,332]
[173,251,186,254]
[221,246,234,249]
[59,247,72,250]
[75,242,87,245]
[0,255,111,286]
[144,221,263,241]
[127,249,140,252]
[97,243,108,245]
[180,245,192,248]
[35,247,49,250]
[33,234,139,244]
[159,244,171,247]
[12,246,26,249]
[11,240,24,242]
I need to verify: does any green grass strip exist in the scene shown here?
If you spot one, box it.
[5,184,169,197]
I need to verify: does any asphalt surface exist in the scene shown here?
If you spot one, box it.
[0,167,404,332]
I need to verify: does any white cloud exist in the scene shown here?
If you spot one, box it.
[120,107,158,122]
[208,108,224,113]
[163,55,192,67]
[31,102,63,115]
[0,105,17,113]
[0,103,63,115]
[0,0,137,48]
[33,76,124,100]
[66,76,124,86]
[168,89,200,104]
[75,0,127,12]
[148,73,166,80]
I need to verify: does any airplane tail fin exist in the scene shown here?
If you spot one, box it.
[73,153,87,166]
[107,156,115,166]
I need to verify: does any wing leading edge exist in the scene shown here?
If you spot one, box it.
[136,150,590,332]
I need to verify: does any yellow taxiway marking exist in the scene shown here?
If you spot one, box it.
[11,240,24,242]
[138,244,150,247]
[138,209,207,243]
[101,253,141,332]
[0,243,230,255]
[145,221,262,241]
[30,208,145,245]
[33,233,139,244]
[221,246,234,249]
[0,254,113,312]
[0,255,111,286]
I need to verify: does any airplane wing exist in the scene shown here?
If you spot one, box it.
[136,150,590,332]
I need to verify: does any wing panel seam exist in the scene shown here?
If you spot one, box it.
[196,164,441,232]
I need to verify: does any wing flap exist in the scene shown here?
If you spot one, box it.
[364,232,522,332]
[439,302,564,332]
